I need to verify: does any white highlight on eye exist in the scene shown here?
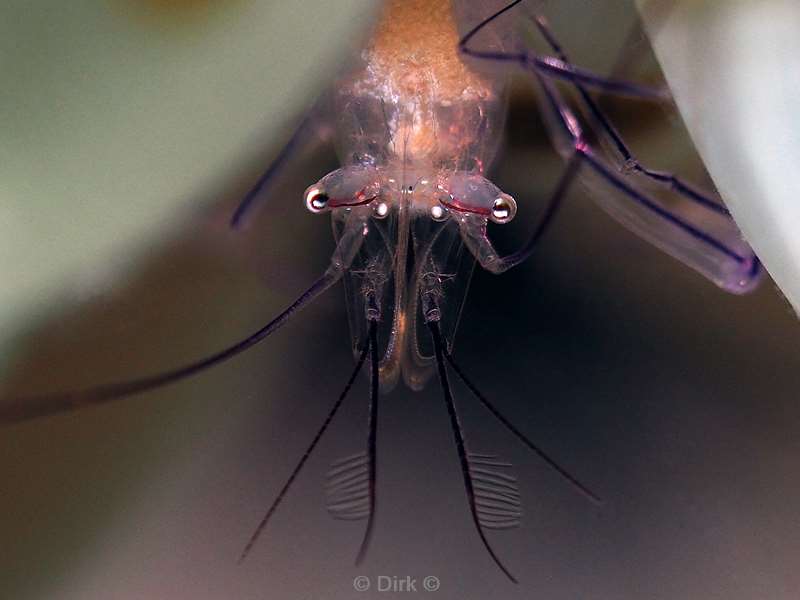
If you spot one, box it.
[305,186,329,213]
[374,201,389,218]
[430,204,447,221]
[490,193,517,224]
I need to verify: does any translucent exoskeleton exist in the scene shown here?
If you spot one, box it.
[0,0,763,584]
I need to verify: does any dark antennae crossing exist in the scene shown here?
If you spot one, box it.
[355,320,380,565]
[238,323,374,564]
[0,273,337,424]
[428,320,518,584]
[444,351,601,505]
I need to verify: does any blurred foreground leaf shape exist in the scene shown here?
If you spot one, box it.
[639,0,800,314]
[3,0,798,373]
[0,0,378,365]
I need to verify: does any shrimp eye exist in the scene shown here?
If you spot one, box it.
[305,186,329,213]
[430,204,448,222]
[490,193,516,224]
[373,201,389,219]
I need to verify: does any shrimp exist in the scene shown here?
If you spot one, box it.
[0,0,762,584]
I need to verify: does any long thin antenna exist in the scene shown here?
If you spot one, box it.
[355,320,380,565]
[429,321,518,584]
[0,272,338,424]
[444,351,601,505]
[230,113,313,229]
[238,325,373,563]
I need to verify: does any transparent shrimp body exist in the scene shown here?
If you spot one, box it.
[0,1,771,585]
[303,0,514,391]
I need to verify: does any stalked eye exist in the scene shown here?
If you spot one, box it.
[440,173,515,223]
[430,204,448,222]
[490,193,516,224]
[305,186,329,213]
[305,166,385,212]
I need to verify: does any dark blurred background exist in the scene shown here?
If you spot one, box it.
[2,3,800,600]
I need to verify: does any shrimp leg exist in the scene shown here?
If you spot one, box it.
[459,1,761,292]
[459,0,666,100]
[536,72,760,293]
[529,14,733,216]
[458,152,581,275]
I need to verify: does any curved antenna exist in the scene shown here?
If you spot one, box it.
[0,272,338,425]
[355,320,380,565]
[230,112,317,230]
[443,350,601,505]
[429,320,518,584]
[238,324,373,563]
